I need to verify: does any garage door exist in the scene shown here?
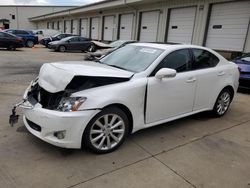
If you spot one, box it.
[80,18,88,37]
[91,17,99,40]
[48,22,53,29]
[167,7,196,44]
[139,11,160,42]
[72,20,79,35]
[119,13,133,40]
[65,20,71,33]
[206,1,250,51]
[59,21,63,33]
[53,21,58,30]
[103,16,115,41]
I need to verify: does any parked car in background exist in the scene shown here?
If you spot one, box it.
[85,40,136,60]
[48,36,92,52]
[233,53,250,89]
[18,44,239,153]
[0,31,24,50]
[4,29,38,48]
[33,29,61,42]
[40,33,77,47]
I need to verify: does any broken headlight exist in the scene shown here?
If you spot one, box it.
[57,97,87,112]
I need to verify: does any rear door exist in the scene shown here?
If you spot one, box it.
[189,48,221,111]
[146,49,196,123]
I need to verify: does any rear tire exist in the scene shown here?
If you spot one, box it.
[212,88,232,117]
[83,107,129,154]
[7,46,16,51]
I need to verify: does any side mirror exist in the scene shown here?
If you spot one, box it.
[67,40,70,43]
[155,68,177,79]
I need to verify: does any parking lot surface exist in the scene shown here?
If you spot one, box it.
[0,47,250,188]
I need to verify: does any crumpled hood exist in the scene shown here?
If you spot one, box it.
[38,61,133,93]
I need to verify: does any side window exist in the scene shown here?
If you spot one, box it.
[0,32,5,37]
[191,49,219,70]
[69,37,78,42]
[6,30,14,34]
[80,37,87,41]
[151,49,191,76]
[16,30,28,35]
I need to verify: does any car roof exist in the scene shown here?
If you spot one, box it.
[0,31,18,37]
[130,42,212,51]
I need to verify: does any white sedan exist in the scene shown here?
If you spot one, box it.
[20,43,239,153]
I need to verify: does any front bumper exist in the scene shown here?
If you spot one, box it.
[22,104,100,149]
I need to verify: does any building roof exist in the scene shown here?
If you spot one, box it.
[29,0,144,21]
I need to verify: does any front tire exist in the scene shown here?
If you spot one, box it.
[83,107,129,154]
[88,43,96,52]
[26,40,34,48]
[212,89,232,117]
[58,45,66,52]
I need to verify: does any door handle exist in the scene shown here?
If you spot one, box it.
[186,77,196,83]
[218,71,225,76]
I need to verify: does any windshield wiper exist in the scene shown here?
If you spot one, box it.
[108,64,128,71]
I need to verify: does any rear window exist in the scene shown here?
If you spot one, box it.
[191,49,219,70]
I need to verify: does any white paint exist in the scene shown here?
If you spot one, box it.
[139,11,160,42]
[167,6,196,44]
[206,1,250,51]
[119,13,133,40]
[90,17,99,40]
[80,18,88,37]
[103,15,115,41]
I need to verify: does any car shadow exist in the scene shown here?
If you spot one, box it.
[0,48,24,52]
[238,88,250,94]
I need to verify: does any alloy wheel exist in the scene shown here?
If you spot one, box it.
[216,91,231,115]
[90,114,125,151]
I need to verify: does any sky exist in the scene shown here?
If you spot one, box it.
[0,0,104,6]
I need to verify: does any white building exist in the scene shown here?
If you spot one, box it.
[10,0,250,57]
[0,5,77,30]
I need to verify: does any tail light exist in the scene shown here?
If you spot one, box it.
[16,37,23,42]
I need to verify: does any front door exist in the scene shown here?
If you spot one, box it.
[146,49,196,124]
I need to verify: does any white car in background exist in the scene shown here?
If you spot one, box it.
[19,43,239,153]
[33,29,61,42]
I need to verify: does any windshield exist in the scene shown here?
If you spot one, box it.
[100,45,164,72]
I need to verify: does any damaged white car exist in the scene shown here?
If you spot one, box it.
[12,43,239,153]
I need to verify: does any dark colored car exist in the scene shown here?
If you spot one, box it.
[40,33,77,47]
[0,31,24,50]
[4,29,38,48]
[233,53,250,89]
[48,36,92,52]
